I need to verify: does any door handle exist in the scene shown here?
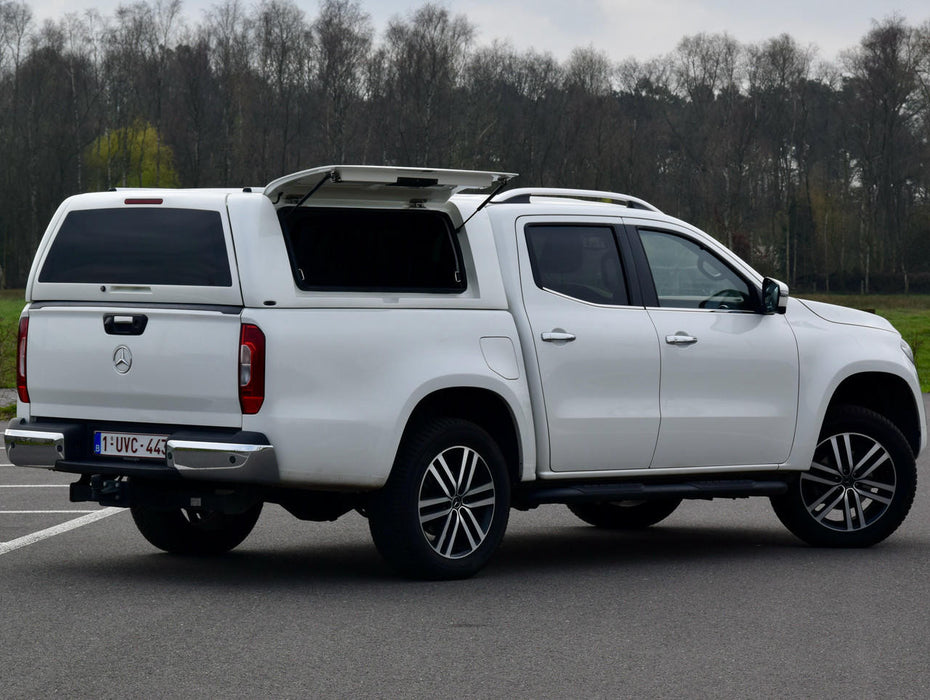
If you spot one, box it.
[103,314,148,336]
[665,333,697,345]
[541,331,576,342]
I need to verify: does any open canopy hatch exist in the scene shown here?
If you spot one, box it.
[263,165,516,207]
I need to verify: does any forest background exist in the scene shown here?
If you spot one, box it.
[1,0,929,293]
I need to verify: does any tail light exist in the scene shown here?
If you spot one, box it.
[16,316,29,403]
[239,324,265,414]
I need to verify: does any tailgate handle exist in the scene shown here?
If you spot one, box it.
[103,314,148,336]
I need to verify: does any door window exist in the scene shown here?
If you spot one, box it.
[525,225,629,305]
[639,229,753,310]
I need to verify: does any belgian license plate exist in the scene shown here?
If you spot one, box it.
[94,431,167,459]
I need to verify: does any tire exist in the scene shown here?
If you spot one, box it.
[771,405,916,548]
[368,418,511,580]
[568,499,682,530]
[131,502,263,555]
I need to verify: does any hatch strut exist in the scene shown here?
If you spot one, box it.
[454,175,515,233]
[281,170,335,229]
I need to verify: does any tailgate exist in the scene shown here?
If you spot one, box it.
[25,304,243,428]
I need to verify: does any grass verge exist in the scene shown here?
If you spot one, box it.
[0,290,25,391]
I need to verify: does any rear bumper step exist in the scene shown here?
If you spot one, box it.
[515,478,788,508]
[166,438,277,483]
[4,420,279,484]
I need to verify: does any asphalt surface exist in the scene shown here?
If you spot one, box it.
[3,403,930,699]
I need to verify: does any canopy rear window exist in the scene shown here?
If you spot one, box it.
[39,208,232,286]
[282,208,465,292]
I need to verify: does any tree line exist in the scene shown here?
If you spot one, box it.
[1,0,929,291]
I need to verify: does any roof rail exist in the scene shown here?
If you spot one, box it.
[492,187,661,212]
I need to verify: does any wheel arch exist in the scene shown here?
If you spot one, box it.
[398,387,523,487]
[827,371,922,455]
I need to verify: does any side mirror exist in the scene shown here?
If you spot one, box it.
[762,277,789,315]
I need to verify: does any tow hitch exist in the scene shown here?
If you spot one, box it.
[70,474,260,514]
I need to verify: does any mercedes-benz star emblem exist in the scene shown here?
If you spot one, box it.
[113,345,133,374]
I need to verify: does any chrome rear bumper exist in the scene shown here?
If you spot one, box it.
[4,426,67,467]
[4,420,279,484]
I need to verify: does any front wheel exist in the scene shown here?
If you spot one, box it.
[771,405,916,548]
[131,502,263,555]
[368,418,511,580]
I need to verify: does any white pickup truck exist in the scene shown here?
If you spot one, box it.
[5,165,925,579]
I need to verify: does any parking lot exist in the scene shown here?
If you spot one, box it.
[3,412,930,698]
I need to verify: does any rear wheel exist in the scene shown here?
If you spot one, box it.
[368,418,510,580]
[568,499,682,529]
[771,405,916,547]
[131,502,263,555]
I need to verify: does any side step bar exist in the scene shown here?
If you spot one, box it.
[515,479,788,508]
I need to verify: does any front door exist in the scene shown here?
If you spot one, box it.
[633,225,800,468]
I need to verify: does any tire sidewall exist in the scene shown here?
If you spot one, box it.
[369,418,511,580]
[130,502,263,555]
[772,405,916,548]
[568,498,682,529]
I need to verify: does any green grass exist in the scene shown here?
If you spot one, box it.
[0,290,26,391]
[0,290,926,393]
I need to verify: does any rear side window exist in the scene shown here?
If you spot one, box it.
[282,208,465,292]
[39,208,232,286]
[525,224,629,305]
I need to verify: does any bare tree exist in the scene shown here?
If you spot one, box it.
[311,0,372,163]
[383,3,473,164]
[844,16,924,289]
[252,0,310,176]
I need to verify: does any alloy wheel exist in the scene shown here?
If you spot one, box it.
[417,445,496,559]
[801,431,896,532]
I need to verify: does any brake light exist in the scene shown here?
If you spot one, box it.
[124,198,163,205]
[239,324,265,414]
[16,316,29,403]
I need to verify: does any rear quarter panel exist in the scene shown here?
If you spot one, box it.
[241,308,534,488]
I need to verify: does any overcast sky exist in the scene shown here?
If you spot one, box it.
[26,0,930,64]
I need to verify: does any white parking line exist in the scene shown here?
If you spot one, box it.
[1,510,98,514]
[0,508,123,556]
[0,485,69,488]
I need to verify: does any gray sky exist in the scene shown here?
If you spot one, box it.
[28,0,930,63]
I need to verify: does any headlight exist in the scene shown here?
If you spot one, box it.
[901,339,916,366]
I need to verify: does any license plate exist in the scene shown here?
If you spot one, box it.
[94,431,167,459]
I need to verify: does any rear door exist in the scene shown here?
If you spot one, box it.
[25,194,245,427]
[518,218,661,471]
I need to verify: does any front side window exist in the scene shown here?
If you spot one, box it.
[525,225,629,305]
[282,208,464,292]
[40,208,232,286]
[639,229,754,310]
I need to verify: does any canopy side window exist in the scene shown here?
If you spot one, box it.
[280,207,465,293]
